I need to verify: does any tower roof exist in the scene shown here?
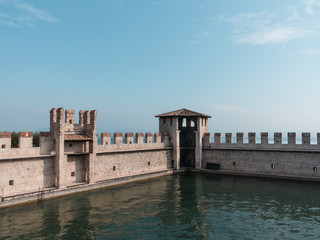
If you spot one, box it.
[155,108,211,118]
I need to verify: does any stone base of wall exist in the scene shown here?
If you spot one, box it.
[0,169,177,209]
[192,169,320,182]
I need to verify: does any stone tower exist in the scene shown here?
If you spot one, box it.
[49,108,97,188]
[155,108,211,170]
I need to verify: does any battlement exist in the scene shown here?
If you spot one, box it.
[203,132,320,149]
[40,132,51,137]
[100,132,169,145]
[0,132,11,150]
[0,131,36,151]
[50,108,97,127]
[19,132,33,138]
[0,132,11,138]
[65,110,75,124]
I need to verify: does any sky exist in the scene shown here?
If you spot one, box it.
[1,0,320,135]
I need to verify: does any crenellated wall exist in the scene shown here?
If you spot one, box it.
[0,132,41,158]
[203,132,320,147]
[202,132,320,179]
[97,132,169,152]
[0,108,174,203]
[5,107,320,208]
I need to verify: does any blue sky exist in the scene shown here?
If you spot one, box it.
[1,0,320,135]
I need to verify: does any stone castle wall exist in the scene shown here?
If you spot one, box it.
[2,107,320,208]
[0,108,173,204]
[202,132,320,179]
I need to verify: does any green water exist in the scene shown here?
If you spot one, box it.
[1,173,320,239]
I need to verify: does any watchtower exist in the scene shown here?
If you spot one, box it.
[49,108,97,188]
[155,108,211,170]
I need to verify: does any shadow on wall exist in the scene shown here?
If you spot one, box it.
[43,158,55,188]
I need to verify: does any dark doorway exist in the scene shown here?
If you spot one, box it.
[180,131,195,168]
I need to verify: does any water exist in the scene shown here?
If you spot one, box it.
[1,173,320,239]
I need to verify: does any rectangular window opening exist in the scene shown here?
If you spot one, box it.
[113,166,116,171]
[182,118,186,127]
[71,172,75,176]
[1,144,5,149]
[9,180,14,185]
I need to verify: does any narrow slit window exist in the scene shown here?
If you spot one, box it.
[148,161,150,166]
[69,120,72,124]
[113,166,116,171]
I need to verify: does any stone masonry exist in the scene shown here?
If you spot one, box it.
[2,107,320,208]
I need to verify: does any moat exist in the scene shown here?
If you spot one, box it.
[1,173,320,239]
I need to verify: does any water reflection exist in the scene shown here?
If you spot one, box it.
[1,173,320,239]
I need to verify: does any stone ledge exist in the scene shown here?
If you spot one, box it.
[203,146,320,153]
[0,155,55,162]
[64,152,90,156]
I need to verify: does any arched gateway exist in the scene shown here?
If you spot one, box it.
[155,108,211,170]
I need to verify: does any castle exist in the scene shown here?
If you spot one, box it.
[1,107,320,208]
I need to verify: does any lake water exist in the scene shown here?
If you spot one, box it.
[1,173,320,239]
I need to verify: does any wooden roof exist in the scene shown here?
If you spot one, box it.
[155,108,211,118]
[64,134,92,141]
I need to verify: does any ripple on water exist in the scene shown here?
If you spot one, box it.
[1,173,320,239]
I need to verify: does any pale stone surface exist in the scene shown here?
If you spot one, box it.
[3,107,320,207]
[0,157,55,196]
[203,149,320,178]
[0,134,11,150]
[261,132,268,145]
[0,108,173,198]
